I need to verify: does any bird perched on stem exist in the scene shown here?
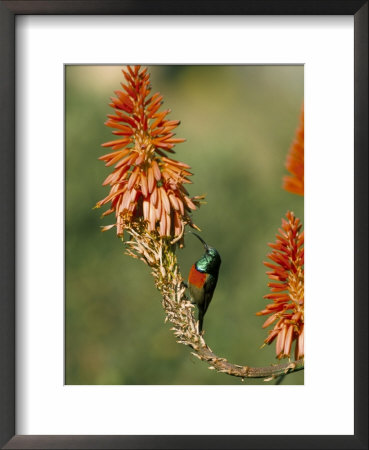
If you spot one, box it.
[187,233,221,333]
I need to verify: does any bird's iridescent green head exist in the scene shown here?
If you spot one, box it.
[191,233,221,275]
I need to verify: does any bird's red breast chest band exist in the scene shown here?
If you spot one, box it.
[188,265,207,288]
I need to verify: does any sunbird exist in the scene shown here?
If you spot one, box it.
[188,233,221,333]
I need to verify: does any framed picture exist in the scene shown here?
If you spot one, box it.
[65,63,305,387]
[1,1,367,449]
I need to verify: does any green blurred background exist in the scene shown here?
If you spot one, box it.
[65,65,304,385]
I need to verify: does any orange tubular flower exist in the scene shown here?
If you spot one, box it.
[283,106,304,196]
[257,211,304,360]
[95,65,202,241]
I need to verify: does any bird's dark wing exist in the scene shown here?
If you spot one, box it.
[202,273,218,315]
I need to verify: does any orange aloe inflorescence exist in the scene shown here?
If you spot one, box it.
[283,106,304,196]
[95,65,202,243]
[257,211,304,360]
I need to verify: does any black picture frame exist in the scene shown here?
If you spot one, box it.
[0,1,367,449]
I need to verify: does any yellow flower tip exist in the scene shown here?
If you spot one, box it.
[190,224,201,232]
[263,376,274,382]
[100,224,115,232]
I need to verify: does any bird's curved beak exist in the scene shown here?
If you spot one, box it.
[190,232,209,250]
